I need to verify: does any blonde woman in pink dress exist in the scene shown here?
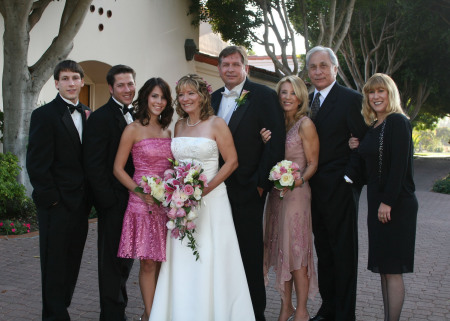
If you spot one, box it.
[261,75,319,321]
[113,78,174,320]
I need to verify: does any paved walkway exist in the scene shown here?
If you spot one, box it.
[0,158,449,321]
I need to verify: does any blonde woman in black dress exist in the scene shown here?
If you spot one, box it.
[350,73,418,321]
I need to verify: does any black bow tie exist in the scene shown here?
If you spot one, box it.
[68,104,82,114]
[122,105,129,115]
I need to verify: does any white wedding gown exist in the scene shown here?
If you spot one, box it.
[149,137,255,321]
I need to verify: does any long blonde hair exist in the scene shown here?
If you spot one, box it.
[276,75,309,128]
[362,73,405,125]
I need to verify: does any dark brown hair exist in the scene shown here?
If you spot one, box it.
[106,64,136,86]
[133,77,174,129]
[53,60,84,80]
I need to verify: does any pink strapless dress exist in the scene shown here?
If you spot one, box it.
[117,138,172,261]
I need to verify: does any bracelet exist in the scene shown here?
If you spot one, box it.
[300,176,305,186]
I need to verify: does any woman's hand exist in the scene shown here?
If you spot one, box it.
[348,136,360,149]
[260,128,272,144]
[136,192,154,205]
[378,202,391,223]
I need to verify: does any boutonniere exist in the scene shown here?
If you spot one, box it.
[85,110,91,120]
[234,90,250,111]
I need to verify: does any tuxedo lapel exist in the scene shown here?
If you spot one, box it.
[60,105,82,154]
[211,88,224,115]
[313,83,339,127]
[108,98,128,131]
[227,80,251,135]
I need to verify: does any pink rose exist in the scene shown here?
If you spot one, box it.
[171,228,180,239]
[183,184,194,196]
[167,208,177,219]
[27,230,30,233]
[291,162,300,171]
[279,166,287,174]
[10,222,14,226]
[270,171,281,180]
[293,171,301,180]
[186,221,196,230]
[12,228,16,232]
[176,208,186,218]
[85,110,91,119]
[0,222,3,227]
[199,173,208,184]
[26,223,31,228]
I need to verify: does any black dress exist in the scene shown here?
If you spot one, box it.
[358,113,418,274]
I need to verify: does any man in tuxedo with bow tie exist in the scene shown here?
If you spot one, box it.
[306,46,368,321]
[27,60,91,321]
[212,46,285,321]
[83,65,136,321]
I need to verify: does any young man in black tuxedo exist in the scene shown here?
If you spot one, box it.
[211,46,285,321]
[306,46,368,321]
[83,65,136,321]
[26,60,91,321]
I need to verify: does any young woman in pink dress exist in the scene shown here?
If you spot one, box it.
[113,78,174,320]
[261,75,319,321]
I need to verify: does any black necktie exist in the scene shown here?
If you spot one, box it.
[68,104,83,114]
[310,92,321,120]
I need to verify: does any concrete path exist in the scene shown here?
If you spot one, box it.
[0,157,448,320]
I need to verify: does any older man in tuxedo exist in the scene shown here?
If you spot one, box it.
[83,65,136,321]
[306,46,368,321]
[27,60,91,321]
[212,46,285,321]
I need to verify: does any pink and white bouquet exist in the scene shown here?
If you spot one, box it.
[162,158,208,260]
[268,160,301,199]
[134,175,166,206]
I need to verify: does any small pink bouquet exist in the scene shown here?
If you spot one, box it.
[268,160,301,199]
[162,158,208,260]
[134,175,166,206]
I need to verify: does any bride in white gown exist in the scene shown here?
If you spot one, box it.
[149,74,255,321]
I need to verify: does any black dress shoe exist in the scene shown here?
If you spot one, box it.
[309,315,334,321]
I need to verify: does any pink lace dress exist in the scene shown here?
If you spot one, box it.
[117,138,172,261]
[263,116,318,299]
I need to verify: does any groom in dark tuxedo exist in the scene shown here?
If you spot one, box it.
[26,60,91,321]
[83,65,136,321]
[306,46,368,321]
[212,46,285,321]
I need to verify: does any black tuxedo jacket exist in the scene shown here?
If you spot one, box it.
[212,78,285,192]
[27,94,90,209]
[83,98,134,209]
[309,82,368,192]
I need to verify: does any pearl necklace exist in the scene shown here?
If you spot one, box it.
[186,117,202,127]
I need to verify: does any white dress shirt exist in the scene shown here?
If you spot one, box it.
[218,79,246,124]
[60,94,83,142]
[112,97,133,125]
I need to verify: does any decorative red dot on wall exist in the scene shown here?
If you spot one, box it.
[98,8,104,15]
[90,5,95,12]
[98,24,104,31]
[107,10,112,18]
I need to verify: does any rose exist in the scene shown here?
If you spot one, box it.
[186,221,196,230]
[187,210,198,220]
[279,173,294,187]
[171,228,180,238]
[291,162,300,171]
[166,220,176,230]
[167,208,177,219]
[279,166,287,174]
[0,222,3,227]
[280,160,292,168]
[176,208,186,218]
[270,170,282,181]
[183,184,194,196]
[199,173,208,186]
[193,187,202,200]
[11,228,16,233]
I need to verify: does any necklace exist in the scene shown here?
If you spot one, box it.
[186,117,202,127]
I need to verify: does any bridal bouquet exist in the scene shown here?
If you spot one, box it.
[268,160,301,199]
[134,175,166,206]
[162,159,208,260]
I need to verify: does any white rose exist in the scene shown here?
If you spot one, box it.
[279,173,294,187]
[166,220,175,230]
[187,210,198,220]
[152,187,165,202]
[193,187,202,200]
[280,160,292,168]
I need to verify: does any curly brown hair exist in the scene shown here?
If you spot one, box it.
[132,77,174,129]
[174,74,214,120]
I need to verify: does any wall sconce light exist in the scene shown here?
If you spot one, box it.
[184,39,198,61]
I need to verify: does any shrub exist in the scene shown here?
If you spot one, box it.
[0,220,32,235]
[432,174,450,194]
[0,152,27,216]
